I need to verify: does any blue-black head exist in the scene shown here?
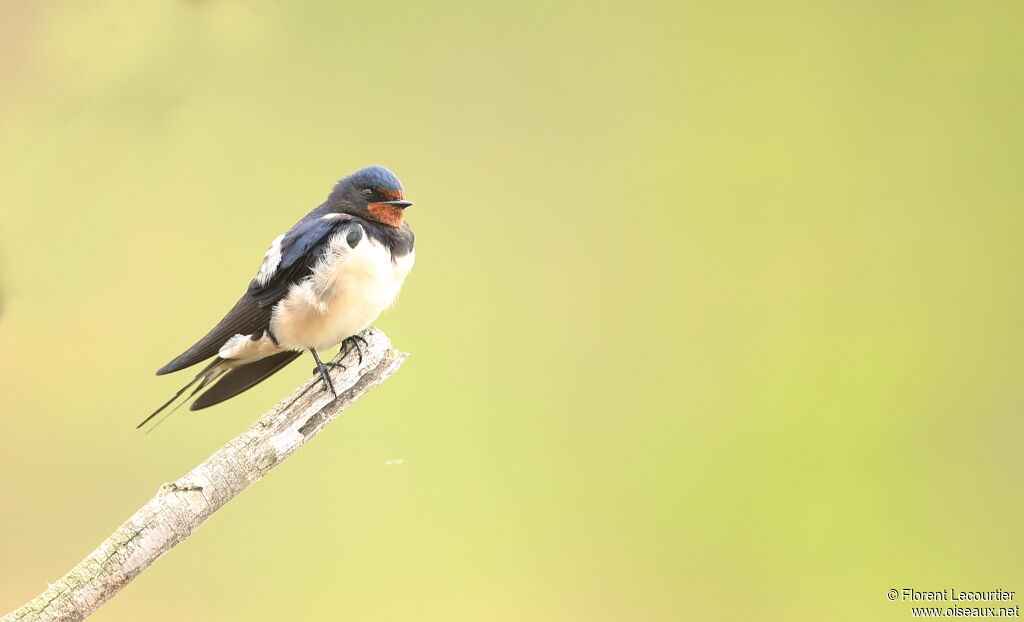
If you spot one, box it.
[329,165,413,227]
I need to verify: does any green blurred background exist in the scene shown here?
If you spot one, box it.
[1,1,1022,620]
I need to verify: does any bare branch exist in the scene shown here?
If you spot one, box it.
[2,327,408,622]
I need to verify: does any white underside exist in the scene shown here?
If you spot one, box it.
[272,229,414,352]
[218,225,414,364]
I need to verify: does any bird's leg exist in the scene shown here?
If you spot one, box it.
[309,349,338,397]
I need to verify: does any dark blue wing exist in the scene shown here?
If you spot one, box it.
[247,214,356,308]
[156,213,359,375]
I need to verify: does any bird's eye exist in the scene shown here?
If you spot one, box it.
[362,188,373,197]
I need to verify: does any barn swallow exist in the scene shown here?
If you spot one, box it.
[137,165,415,429]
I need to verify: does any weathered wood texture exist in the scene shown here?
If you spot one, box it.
[2,327,408,622]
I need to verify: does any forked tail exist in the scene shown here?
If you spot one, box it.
[136,358,228,430]
[136,350,302,430]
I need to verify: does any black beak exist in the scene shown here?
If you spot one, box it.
[384,200,413,209]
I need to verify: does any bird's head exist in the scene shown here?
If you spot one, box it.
[328,165,413,227]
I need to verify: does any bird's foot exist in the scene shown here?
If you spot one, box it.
[308,336,369,396]
[316,365,338,397]
[309,349,338,397]
[311,361,348,374]
[340,334,369,366]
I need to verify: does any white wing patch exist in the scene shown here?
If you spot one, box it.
[255,234,286,286]
[218,332,286,366]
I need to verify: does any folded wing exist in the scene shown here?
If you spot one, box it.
[156,212,357,375]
